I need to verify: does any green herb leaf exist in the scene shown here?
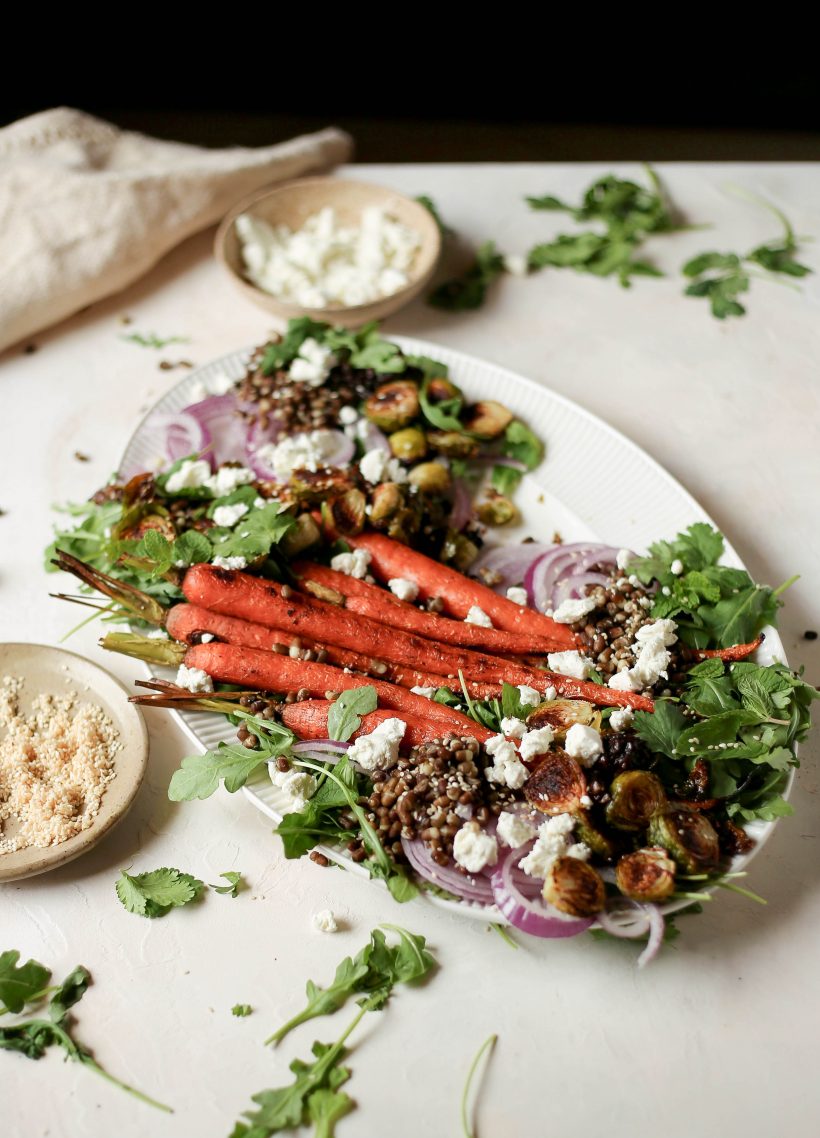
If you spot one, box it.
[211,871,244,897]
[428,241,505,311]
[168,736,287,802]
[0,952,51,1015]
[419,375,465,432]
[326,686,378,743]
[633,700,687,759]
[307,1086,354,1138]
[260,318,331,374]
[415,195,454,237]
[115,868,205,918]
[121,331,189,349]
[172,530,212,567]
[501,420,543,470]
[232,1004,252,1017]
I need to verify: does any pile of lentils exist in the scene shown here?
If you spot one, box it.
[236,350,383,434]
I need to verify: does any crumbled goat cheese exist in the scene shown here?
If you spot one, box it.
[165,458,211,493]
[564,723,603,766]
[496,811,537,848]
[506,586,528,606]
[338,405,359,426]
[547,651,592,680]
[503,253,528,276]
[206,465,255,497]
[517,685,542,707]
[347,717,406,773]
[453,825,498,874]
[212,502,249,528]
[236,206,422,309]
[288,337,337,387]
[465,606,493,628]
[616,549,633,570]
[519,726,554,762]
[544,686,557,702]
[627,618,679,689]
[670,558,684,576]
[269,767,317,811]
[484,734,528,789]
[410,686,437,699]
[552,596,598,625]
[330,548,372,579]
[256,430,342,481]
[608,670,638,692]
[519,813,588,879]
[176,665,213,693]
[609,707,634,732]
[212,555,248,570]
[199,633,215,643]
[313,909,338,933]
[388,577,419,602]
[359,448,407,485]
[500,716,527,740]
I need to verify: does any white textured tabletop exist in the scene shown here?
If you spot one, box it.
[2,163,819,1138]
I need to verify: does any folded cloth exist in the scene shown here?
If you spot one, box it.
[0,107,353,353]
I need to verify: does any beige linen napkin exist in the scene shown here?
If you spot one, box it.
[0,108,353,353]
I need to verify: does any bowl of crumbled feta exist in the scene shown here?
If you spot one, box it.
[215,177,441,323]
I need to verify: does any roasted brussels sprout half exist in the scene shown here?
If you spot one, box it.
[543,856,605,917]
[365,380,419,431]
[389,427,427,462]
[526,699,596,734]
[461,400,514,440]
[408,461,451,494]
[524,751,587,815]
[427,430,480,459]
[575,813,619,862]
[615,847,676,903]
[441,531,480,571]
[280,512,321,558]
[424,376,462,404]
[369,482,405,522]
[321,488,366,537]
[647,807,720,873]
[476,495,517,526]
[115,503,175,544]
[605,770,667,832]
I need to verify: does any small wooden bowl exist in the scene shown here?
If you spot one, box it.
[214,176,441,326]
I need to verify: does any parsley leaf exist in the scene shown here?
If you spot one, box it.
[0,952,51,1015]
[209,502,295,564]
[633,700,687,759]
[115,868,205,918]
[211,871,244,897]
[327,687,378,743]
[428,241,505,311]
[232,1004,253,1017]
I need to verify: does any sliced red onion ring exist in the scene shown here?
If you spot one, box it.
[154,411,210,462]
[400,837,495,904]
[551,570,611,607]
[291,740,350,755]
[470,542,555,593]
[637,905,666,968]
[357,421,391,454]
[489,846,594,938]
[449,477,473,532]
[595,899,666,966]
[183,393,250,469]
[526,543,623,612]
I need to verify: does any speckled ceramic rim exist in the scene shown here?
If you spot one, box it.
[0,643,149,883]
[118,337,792,924]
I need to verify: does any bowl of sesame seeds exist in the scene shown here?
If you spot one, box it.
[0,644,148,882]
[215,176,442,325]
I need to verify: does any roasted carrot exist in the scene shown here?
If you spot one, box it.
[692,637,763,663]
[182,564,539,684]
[292,561,563,655]
[348,532,577,647]
[183,641,495,741]
[280,700,454,748]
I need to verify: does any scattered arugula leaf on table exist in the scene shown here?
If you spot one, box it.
[212,871,244,897]
[115,867,205,918]
[232,1004,253,1018]
[0,957,170,1111]
[121,331,189,349]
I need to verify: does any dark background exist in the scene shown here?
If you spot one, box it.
[4,74,820,161]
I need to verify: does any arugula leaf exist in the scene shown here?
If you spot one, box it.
[168,721,292,800]
[405,353,450,380]
[324,323,406,374]
[327,686,378,743]
[121,331,188,349]
[0,952,51,1015]
[415,195,453,237]
[419,375,465,432]
[308,1086,354,1138]
[232,1004,252,1017]
[491,465,523,496]
[260,318,331,374]
[500,682,529,721]
[115,868,205,918]
[633,701,687,759]
[428,241,505,311]
[501,420,543,470]
[211,871,244,897]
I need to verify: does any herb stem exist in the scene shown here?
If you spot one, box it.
[81,1054,174,1113]
[715,881,767,905]
[489,924,519,950]
[773,574,800,597]
[461,1032,497,1138]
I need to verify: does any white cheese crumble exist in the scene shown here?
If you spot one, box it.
[503,253,528,276]
[622,618,680,690]
[338,405,359,426]
[330,548,372,579]
[388,577,419,603]
[506,586,529,606]
[453,825,498,874]
[347,717,406,773]
[313,909,338,933]
[609,707,634,732]
[269,766,317,812]
[199,633,215,643]
[518,813,590,879]
[255,429,342,481]
[175,665,213,693]
[517,685,542,708]
[519,725,554,762]
[616,549,633,570]
[465,606,493,628]
[410,686,437,699]
[358,448,407,485]
[212,502,249,528]
[547,650,592,680]
[212,555,248,570]
[236,206,423,309]
[608,670,638,692]
[564,723,603,766]
[544,686,557,702]
[484,734,528,789]
[500,716,527,740]
[670,558,684,576]
[496,811,537,848]
[552,596,598,625]
[289,338,337,387]
[165,458,211,493]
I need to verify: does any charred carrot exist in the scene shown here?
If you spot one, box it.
[292,561,563,655]
[347,532,576,647]
[280,701,454,748]
[183,641,495,741]
[182,564,538,684]
[691,637,763,662]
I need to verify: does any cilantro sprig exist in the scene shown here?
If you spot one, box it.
[115,868,205,917]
